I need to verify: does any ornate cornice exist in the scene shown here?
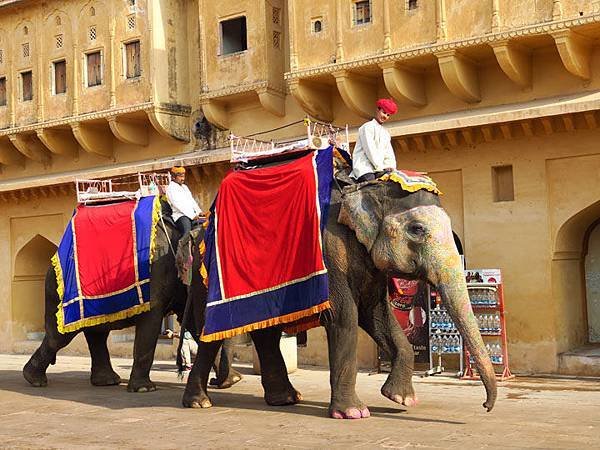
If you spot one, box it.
[285,13,600,80]
[200,81,286,100]
[0,102,191,136]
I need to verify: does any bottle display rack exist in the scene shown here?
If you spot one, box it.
[462,283,514,381]
[426,289,464,377]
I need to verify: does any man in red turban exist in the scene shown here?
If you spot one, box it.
[350,98,398,182]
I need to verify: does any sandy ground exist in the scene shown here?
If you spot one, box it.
[1,353,599,449]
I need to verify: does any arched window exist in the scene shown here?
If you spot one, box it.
[408,0,418,10]
[90,6,96,16]
[314,20,322,33]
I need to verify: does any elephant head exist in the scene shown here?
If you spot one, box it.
[338,181,497,412]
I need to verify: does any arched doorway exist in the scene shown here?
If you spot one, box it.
[584,221,600,343]
[11,235,56,340]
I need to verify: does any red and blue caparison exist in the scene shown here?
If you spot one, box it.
[53,196,160,334]
[200,147,335,341]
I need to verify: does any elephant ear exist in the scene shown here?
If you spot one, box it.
[338,185,383,252]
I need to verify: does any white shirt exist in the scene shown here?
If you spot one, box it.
[350,118,397,179]
[166,181,202,222]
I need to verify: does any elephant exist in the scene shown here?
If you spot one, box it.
[180,176,497,419]
[22,202,241,393]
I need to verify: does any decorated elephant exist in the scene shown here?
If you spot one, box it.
[181,173,497,418]
[22,200,239,392]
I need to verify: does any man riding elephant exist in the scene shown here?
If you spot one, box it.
[23,194,239,393]
[180,147,497,419]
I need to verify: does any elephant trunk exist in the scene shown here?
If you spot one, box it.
[428,247,497,412]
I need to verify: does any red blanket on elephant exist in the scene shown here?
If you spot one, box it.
[53,196,160,333]
[200,149,334,341]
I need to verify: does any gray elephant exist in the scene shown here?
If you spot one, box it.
[22,203,240,392]
[181,178,497,419]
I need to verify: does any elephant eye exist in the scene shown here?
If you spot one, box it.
[408,222,426,236]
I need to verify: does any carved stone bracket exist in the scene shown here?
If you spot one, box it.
[146,104,192,142]
[257,87,286,117]
[0,138,25,166]
[333,70,377,119]
[436,50,480,103]
[201,99,229,131]
[552,30,592,80]
[379,62,427,107]
[36,128,79,157]
[8,134,51,164]
[108,117,149,146]
[491,40,532,88]
[71,123,114,158]
[288,79,333,122]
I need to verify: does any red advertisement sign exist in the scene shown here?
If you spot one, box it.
[388,278,429,363]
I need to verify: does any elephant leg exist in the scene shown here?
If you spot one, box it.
[209,339,243,389]
[127,305,164,392]
[23,330,77,387]
[325,296,370,419]
[358,302,417,407]
[251,328,301,406]
[84,330,121,386]
[182,340,222,408]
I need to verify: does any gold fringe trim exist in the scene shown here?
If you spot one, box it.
[200,300,331,342]
[58,302,151,334]
[381,172,442,195]
[52,253,67,334]
[149,196,161,263]
[199,238,209,288]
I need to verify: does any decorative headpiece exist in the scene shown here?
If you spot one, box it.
[376,98,398,115]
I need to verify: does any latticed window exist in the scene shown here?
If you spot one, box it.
[127,14,136,30]
[0,77,6,106]
[54,60,66,94]
[0,49,3,64]
[272,7,281,24]
[86,51,102,87]
[56,34,63,49]
[125,41,141,78]
[353,1,371,25]
[21,71,32,101]
[89,26,97,41]
[22,42,30,58]
[273,31,281,49]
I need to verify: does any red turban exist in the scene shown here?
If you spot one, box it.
[376,98,397,115]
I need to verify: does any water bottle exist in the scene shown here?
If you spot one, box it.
[148,180,158,195]
[494,314,501,333]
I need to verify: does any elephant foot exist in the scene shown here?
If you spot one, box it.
[264,386,302,406]
[23,360,48,387]
[330,407,371,419]
[381,379,418,407]
[91,369,121,387]
[127,379,156,393]
[209,369,243,389]
[182,390,212,409]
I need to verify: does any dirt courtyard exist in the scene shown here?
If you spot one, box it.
[1,354,599,449]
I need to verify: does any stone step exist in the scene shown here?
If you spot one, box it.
[558,345,600,377]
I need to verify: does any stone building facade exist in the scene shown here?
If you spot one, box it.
[2,0,600,375]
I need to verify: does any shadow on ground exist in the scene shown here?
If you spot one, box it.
[0,368,464,424]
